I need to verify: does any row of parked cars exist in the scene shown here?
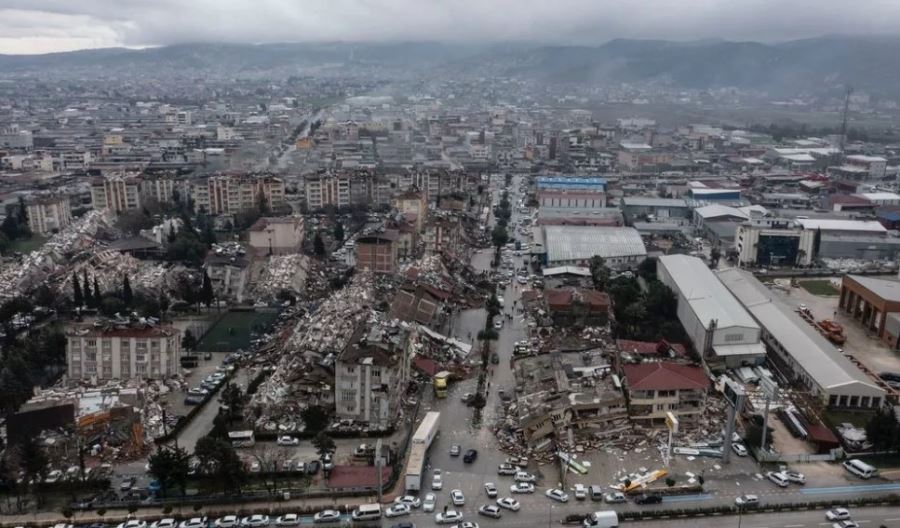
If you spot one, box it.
[185,370,228,405]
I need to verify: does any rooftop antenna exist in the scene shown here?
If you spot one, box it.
[839,85,853,154]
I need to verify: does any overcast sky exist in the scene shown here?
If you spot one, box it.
[1,0,899,54]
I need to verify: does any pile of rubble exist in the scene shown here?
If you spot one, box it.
[0,210,118,298]
[251,254,311,299]
[821,257,897,273]
[56,249,187,297]
[248,273,378,426]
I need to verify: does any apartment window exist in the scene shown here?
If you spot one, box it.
[102,366,113,378]
[724,333,744,343]
[86,351,97,361]
[345,366,356,374]
[136,363,147,375]
[71,341,81,352]
[87,339,97,347]
[341,390,355,402]
[102,339,112,350]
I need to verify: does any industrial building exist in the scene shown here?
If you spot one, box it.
[719,269,886,409]
[537,225,646,270]
[620,197,691,225]
[839,275,900,348]
[657,255,766,369]
[735,218,815,267]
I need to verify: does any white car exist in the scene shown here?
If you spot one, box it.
[545,488,569,503]
[249,461,261,473]
[573,484,587,500]
[784,470,806,484]
[384,503,411,518]
[453,523,479,528]
[432,469,444,490]
[151,519,177,528]
[735,494,759,507]
[826,509,851,521]
[484,482,498,498]
[496,497,521,511]
[435,510,463,524]
[497,463,518,475]
[214,516,239,528]
[833,522,859,528]
[451,488,466,506]
[275,514,300,527]
[478,505,502,519]
[312,510,341,524]
[732,443,748,457]
[118,522,147,528]
[45,469,63,484]
[241,515,270,528]
[604,492,626,503]
[514,471,536,483]
[394,495,422,508]
[180,518,207,528]
[277,435,299,446]
[423,493,437,513]
[510,482,534,494]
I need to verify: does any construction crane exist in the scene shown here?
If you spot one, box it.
[839,86,853,153]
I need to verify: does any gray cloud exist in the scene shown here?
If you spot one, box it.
[1,0,900,54]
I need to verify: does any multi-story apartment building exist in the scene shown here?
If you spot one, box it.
[356,229,399,274]
[91,174,142,212]
[247,216,305,255]
[191,174,286,215]
[622,362,709,428]
[392,189,427,232]
[66,322,181,381]
[334,322,413,428]
[304,171,352,209]
[25,194,73,235]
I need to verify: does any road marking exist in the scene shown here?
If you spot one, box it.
[885,519,900,522]
[663,493,713,502]
[785,524,805,527]
[801,482,900,495]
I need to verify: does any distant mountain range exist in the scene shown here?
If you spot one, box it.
[2,36,899,98]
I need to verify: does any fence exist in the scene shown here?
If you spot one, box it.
[753,447,842,463]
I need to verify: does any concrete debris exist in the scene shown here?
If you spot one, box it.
[0,210,118,299]
[251,254,311,298]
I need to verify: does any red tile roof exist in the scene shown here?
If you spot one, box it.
[617,339,688,358]
[412,356,440,377]
[622,362,709,391]
[544,288,610,310]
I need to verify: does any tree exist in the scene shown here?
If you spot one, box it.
[194,436,245,494]
[637,257,657,280]
[491,224,508,257]
[312,431,336,459]
[148,446,191,497]
[219,384,244,423]
[99,295,126,317]
[333,221,345,243]
[866,408,899,450]
[181,329,197,351]
[588,256,611,291]
[710,246,722,268]
[301,406,329,434]
[200,271,215,308]
[92,277,102,308]
[81,271,92,308]
[122,275,133,307]
[18,436,47,504]
[313,232,325,257]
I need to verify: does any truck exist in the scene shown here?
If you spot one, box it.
[405,412,440,491]
[583,511,619,528]
[433,371,450,398]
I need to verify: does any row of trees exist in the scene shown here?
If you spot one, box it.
[491,191,512,263]
[0,197,33,252]
[0,322,66,417]
[589,256,684,342]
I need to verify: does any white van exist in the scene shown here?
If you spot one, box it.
[583,511,618,528]
[351,504,382,521]
[766,471,789,487]
[843,459,878,479]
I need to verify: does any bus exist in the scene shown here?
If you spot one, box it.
[228,430,255,448]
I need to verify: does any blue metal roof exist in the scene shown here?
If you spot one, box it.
[536,176,606,190]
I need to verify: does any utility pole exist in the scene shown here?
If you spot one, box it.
[375,438,384,503]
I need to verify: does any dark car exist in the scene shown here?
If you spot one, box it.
[589,485,604,501]
[634,494,663,505]
[463,449,478,463]
[305,460,321,474]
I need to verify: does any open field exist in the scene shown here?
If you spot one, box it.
[798,279,840,296]
[195,309,279,352]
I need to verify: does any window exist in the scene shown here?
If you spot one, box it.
[724,333,744,343]
[341,390,355,402]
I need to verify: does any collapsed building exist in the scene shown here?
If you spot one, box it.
[508,350,629,450]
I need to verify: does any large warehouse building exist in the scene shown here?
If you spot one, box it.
[657,255,766,369]
[719,269,885,409]
[839,275,900,349]
[537,225,647,270]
